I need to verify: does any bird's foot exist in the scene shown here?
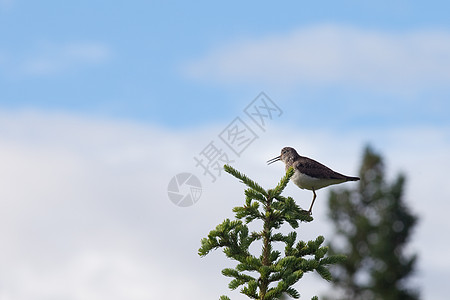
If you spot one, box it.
[300,209,312,216]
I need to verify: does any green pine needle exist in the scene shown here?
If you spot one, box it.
[271,166,295,196]
[199,165,344,300]
[224,164,267,196]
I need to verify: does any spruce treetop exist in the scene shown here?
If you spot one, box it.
[199,164,345,300]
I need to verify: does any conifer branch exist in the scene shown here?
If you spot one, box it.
[224,164,268,196]
[271,166,295,196]
[200,166,345,299]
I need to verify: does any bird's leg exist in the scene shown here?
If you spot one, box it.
[308,189,316,214]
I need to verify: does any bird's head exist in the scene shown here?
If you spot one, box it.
[267,147,299,165]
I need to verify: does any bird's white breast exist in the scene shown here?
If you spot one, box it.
[291,171,345,191]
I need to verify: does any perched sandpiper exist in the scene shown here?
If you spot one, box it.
[267,147,359,214]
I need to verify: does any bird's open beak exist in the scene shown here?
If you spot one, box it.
[267,155,281,165]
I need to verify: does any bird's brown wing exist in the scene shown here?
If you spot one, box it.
[293,156,352,180]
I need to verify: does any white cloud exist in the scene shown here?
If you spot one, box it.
[19,41,112,76]
[184,24,450,92]
[0,109,449,299]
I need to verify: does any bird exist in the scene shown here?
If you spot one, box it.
[267,147,359,214]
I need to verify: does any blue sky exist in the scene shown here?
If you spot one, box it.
[1,0,449,128]
[1,1,450,300]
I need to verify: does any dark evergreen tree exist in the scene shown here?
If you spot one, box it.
[326,146,419,300]
[199,165,345,300]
